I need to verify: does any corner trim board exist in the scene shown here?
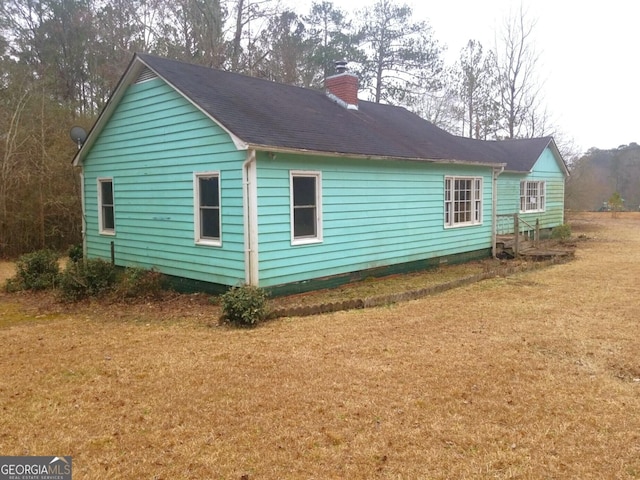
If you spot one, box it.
[243,149,259,286]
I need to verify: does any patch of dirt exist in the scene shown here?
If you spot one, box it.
[609,361,640,382]
[0,262,15,284]
[0,289,221,327]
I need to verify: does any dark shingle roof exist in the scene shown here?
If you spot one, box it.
[134,53,562,172]
[456,135,558,172]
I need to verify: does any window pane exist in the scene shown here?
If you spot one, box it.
[293,176,316,206]
[201,208,220,238]
[445,177,481,226]
[457,204,471,222]
[294,207,316,237]
[101,181,113,205]
[103,206,114,230]
[521,181,546,212]
[526,181,538,210]
[200,177,219,207]
[100,180,114,231]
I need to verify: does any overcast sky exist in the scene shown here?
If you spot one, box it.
[418,0,639,155]
[294,0,639,155]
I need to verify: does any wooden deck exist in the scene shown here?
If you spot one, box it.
[496,235,576,260]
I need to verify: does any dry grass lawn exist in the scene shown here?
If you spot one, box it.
[1,212,639,479]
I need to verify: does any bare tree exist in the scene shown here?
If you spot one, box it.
[153,0,228,67]
[231,0,245,70]
[451,40,498,139]
[0,89,30,254]
[411,67,463,134]
[494,6,543,139]
[252,10,309,84]
[0,63,82,256]
[227,0,287,74]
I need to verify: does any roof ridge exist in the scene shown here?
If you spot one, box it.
[82,53,563,172]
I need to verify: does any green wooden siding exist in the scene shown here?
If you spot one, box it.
[82,78,246,286]
[256,153,494,288]
[497,147,566,234]
[80,76,566,292]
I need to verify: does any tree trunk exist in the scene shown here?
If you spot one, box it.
[231,0,244,71]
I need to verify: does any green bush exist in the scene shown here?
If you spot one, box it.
[59,258,116,301]
[551,223,572,240]
[114,266,166,300]
[9,249,60,291]
[220,284,269,327]
[68,244,83,263]
[4,278,21,293]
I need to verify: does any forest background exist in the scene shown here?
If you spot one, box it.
[0,0,634,257]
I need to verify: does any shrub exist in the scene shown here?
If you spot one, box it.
[220,284,269,327]
[9,249,60,291]
[4,278,21,293]
[68,244,83,263]
[114,266,167,300]
[59,258,116,301]
[551,223,572,240]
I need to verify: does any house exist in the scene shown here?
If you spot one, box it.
[72,53,568,294]
[493,137,567,236]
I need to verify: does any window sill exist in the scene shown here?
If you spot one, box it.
[291,237,323,246]
[196,239,222,247]
[444,222,483,229]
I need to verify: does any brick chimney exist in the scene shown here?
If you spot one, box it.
[325,61,358,110]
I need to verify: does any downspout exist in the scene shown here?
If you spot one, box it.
[80,171,87,259]
[492,165,505,258]
[242,149,259,286]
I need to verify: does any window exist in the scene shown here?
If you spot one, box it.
[520,180,545,213]
[444,176,483,227]
[98,178,115,234]
[290,171,322,244]
[194,172,221,245]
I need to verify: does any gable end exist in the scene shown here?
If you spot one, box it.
[73,54,249,166]
[135,67,157,84]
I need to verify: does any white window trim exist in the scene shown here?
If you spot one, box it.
[444,176,483,228]
[194,171,222,247]
[290,170,323,245]
[97,177,115,235]
[520,180,546,213]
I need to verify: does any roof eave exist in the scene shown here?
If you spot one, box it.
[72,54,142,166]
[248,143,506,168]
[546,137,570,177]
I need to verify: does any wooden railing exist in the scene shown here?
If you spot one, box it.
[497,214,540,256]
